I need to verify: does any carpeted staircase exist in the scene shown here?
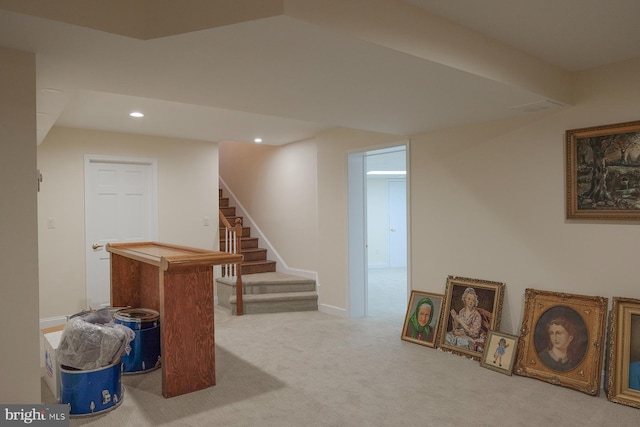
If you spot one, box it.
[219,190,276,275]
[217,189,318,314]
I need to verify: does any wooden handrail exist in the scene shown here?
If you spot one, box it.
[219,209,244,315]
[219,210,233,229]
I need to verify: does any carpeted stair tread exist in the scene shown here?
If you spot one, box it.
[230,291,318,304]
[217,272,315,286]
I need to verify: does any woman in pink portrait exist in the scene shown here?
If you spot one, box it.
[445,287,482,350]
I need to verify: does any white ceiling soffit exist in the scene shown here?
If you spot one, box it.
[5,2,637,145]
[404,0,640,72]
[55,91,328,146]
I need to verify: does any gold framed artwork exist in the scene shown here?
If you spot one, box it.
[606,297,640,409]
[480,330,519,376]
[565,120,640,220]
[514,289,608,396]
[438,276,505,360]
[401,290,444,348]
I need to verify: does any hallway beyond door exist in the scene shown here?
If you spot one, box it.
[367,267,407,317]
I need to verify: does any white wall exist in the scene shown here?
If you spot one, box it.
[0,47,40,403]
[315,130,403,313]
[37,127,219,318]
[219,58,640,328]
[218,139,318,274]
[410,58,640,334]
[219,131,403,314]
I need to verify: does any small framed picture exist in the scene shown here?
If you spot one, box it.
[480,330,519,376]
[606,297,640,409]
[401,290,444,348]
[514,289,608,396]
[438,276,505,360]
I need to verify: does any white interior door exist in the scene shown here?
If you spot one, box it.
[85,155,158,308]
[388,179,407,267]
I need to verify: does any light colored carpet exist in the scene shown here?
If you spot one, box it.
[367,267,407,318]
[42,306,640,426]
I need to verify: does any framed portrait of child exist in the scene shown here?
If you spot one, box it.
[480,330,519,376]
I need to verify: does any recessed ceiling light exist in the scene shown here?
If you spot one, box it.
[130,112,144,118]
[254,138,262,143]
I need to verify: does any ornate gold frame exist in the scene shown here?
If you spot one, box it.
[606,297,640,408]
[438,276,505,360]
[514,289,608,395]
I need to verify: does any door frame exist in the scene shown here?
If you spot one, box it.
[84,154,159,306]
[347,141,411,318]
[347,151,368,318]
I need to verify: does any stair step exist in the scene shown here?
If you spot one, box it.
[216,189,317,315]
[230,291,317,304]
[229,291,318,315]
[238,237,259,249]
[241,260,276,274]
[220,206,235,217]
[217,272,316,294]
[240,248,267,262]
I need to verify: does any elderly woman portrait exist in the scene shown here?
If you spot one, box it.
[534,308,588,373]
[405,297,435,343]
[445,287,483,350]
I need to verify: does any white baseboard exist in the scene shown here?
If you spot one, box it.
[40,316,67,330]
[319,303,347,318]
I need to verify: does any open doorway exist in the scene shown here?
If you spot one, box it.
[348,143,409,318]
[365,146,408,317]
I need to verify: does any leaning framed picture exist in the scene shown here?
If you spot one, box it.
[565,119,640,220]
[438,276,505,360]
[514,289,608,396]
[480,330,519,376]
[401,290,444,348]
[606,297,640,408]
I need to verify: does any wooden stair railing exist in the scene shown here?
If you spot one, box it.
[219,210,244,315]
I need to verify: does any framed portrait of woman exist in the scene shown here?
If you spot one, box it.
[606,297,640,409]
[514,289,608,396]
[438,276,505,360]
[401,290,444,348]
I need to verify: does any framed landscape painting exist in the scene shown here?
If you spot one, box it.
[401,290,444,348]
[514,289,608,396]
[438,276,505,360]
[565,120,640,220]
[606,297,640,409]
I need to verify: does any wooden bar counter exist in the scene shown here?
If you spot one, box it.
[106,242,242,398]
